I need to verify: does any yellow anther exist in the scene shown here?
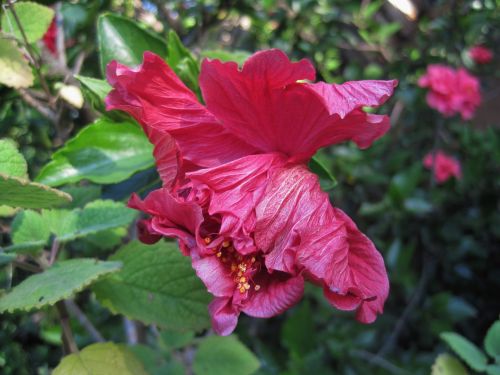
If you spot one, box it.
[254,285,261,291]
[244,283,251,290]
[216,252,222,258]
[204,237,211,244]
[237,271,243,277]
[239,286,246,293]
[240,277,246,283]
[222,240,230,248]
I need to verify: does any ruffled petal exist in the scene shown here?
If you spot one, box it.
[148,129,182,187]
[208,297,240,336]
[242,273,304,318]
[306,80,397,118]
[192,256,234,297]
[201,50,395,160]
[188,153,286,253]
[136,219,162,244]
[106,52,257,167]
[322,208,389,323]
[254,165,388,323]
[128,189,202,252]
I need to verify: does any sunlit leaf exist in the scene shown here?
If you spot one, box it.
[0,38,34,89]
[1,2,54,43]
[0,259,121,313]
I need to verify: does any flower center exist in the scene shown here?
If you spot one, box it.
[204,237,261,294]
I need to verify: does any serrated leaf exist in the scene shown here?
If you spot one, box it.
[93,240,211,331]
[0,139,27,178]
[0,38,34,88]
[0,173,72,209]
[193,335,260,375]
[53,342,148,375]
[35,119,154,187]
[97,13,167,75]
[1,2,54,43]
[0,259,121,313]
[441,332,488,371]
[431,354,468,375]
[10,210,50,253]
[7,200,136,253]
[485,321,500,361]
[75,75,112,113]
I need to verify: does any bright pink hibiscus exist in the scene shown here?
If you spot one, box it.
[106,49,396,335]
[469,45,493,65]
[418,65,481,120]
[423,150,462,184]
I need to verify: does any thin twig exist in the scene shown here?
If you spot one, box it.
[56,301,79,354]
[13,260,42,273]
[6,0,53,101]
[18,89,57,124]
[48,239,60,266]
[65,300,105,343]
[377,256,437,357]
[350,349,411,375]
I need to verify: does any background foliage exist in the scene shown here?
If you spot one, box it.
[0,0,499,374]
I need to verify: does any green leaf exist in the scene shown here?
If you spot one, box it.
[0,139,27,178]
[441,332,488,371]
[431,354,469,375]
[166,30,200,95]
[53,342,148,375]
[485,321,500,361]
[0,253,16,267]
[487,365,500,375]
[97,13,167,75]
[36,119,154,187]
[93,240,211,331]
[1,2,54,43]
[0,37,34,88]
[0,259,121,313]
[309,156,337,190]
[10,210,50,253]
[282,302,315,356]
[75,75,112,113]
[193,335,260,375]
[0,173,72,209]
[201,50,251,66]
[7,200,136,252]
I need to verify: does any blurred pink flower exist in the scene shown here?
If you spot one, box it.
[469,45,493,64]
[42,18,57,56]
[106,49,396,335]
[423,150,462,184]
[418,65,481,120]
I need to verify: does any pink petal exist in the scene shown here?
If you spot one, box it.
[200,51,395,160]
[188,153,286,253]
[136,219,162,244]
[242,274,304,318]
[208,297,240,336]
[128,189,202,251]
[254,165,388,323]
[149,129,182,187]
[306,80,397,118]
[106,52,257,168]
[192,256,234,297]
[322,208,389,323]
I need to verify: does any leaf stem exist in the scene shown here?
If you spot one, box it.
[65,300,105,343]
[6,0,53,102]
[56,301,79,354]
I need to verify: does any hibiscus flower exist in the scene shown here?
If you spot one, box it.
[106,49,396,335]
[469,45,493,65]
[418,65,481,120]
[423,150,462,184]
